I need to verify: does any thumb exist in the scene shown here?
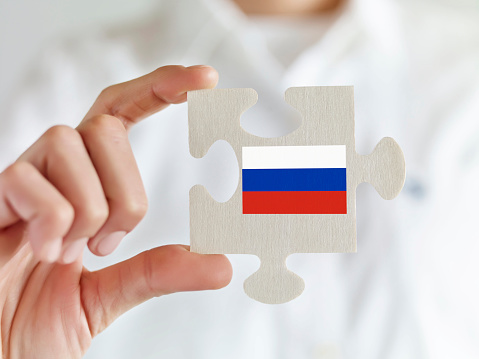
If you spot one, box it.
[80,245,232,337]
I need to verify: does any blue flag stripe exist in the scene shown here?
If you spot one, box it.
[242,168,347,192]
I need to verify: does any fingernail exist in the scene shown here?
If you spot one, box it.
[97,231,126,256]
[62,237,89,264]
[41,238,63,263]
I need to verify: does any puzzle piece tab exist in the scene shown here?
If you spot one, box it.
[188,87,405,304]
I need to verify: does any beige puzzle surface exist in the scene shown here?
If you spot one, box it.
[188,86,405,304]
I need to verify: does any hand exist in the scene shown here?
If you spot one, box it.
[0,65,232,358]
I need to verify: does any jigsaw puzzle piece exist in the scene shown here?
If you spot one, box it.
[187,87,405,304]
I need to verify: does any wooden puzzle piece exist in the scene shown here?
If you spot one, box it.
[188,87,406,304]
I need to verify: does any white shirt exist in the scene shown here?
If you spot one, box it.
[1,0,479,358]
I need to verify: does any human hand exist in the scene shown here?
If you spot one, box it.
[0,65,232,358]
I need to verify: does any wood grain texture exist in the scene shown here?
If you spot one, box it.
[188,87,406,304]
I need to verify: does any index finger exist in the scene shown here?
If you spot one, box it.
[82,65,218,130]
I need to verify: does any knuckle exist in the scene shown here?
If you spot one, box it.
[43,125,81,147]
[3,162,35,183]
[98,85,116,101]
[46,201,75,228]
[83,114,125,137]
[76,200,110,233]
[118,194,149,225]
[89,203,110,226]
[41,126,84,161]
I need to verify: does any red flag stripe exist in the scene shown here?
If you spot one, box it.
[242,191,347,214]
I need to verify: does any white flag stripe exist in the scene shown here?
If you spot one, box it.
[242,145,346,169]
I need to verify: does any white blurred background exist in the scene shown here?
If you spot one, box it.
[0,0,156,111]
[0,1,479,358]
[0,0,477,112]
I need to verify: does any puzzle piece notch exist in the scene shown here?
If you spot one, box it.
[193,139,239,203]
[188,88,258,159]
[284,86,355,146]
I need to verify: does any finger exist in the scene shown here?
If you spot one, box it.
[0,162,74,262]
[19,125,109,264]
[83,65,218,131]
[80,245,232,336]
[76,115,147,256]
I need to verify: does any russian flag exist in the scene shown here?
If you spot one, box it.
[242,145,347,214]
